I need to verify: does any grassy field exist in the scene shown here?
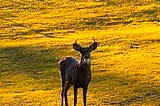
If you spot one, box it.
[0,0,160,105]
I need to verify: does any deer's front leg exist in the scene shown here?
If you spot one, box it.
[83,86,88,106]
[74,86,78,106]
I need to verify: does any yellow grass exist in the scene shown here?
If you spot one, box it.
[0,0,160,105]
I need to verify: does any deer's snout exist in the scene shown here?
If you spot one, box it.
[83,53,90,64]
[84,55,89,59]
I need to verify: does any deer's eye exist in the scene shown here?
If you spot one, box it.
[81,50,85,54]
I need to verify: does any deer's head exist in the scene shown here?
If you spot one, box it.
[73,39,97,64]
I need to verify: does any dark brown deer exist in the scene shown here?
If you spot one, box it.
[59,39,98,106]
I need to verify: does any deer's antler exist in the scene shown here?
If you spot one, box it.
[75,39,78,44]
[93,37,96,43]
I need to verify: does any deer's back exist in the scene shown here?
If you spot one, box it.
[59,56,78,84]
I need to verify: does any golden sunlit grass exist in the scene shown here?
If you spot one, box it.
[0,0,160,105]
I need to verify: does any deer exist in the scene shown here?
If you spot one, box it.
[58,39,98,106]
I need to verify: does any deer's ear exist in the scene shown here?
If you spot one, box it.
[73,43,82,51]
[89,42,98,51]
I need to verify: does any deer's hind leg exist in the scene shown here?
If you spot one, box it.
[62,81,71,106]
[61,79,65,106]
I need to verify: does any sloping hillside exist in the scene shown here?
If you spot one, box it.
[0,0,160,105]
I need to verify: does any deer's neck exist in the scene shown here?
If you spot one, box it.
[77,58,91,84]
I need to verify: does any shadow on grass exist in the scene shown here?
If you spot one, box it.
[65,14,133,31]
[116,86,160,105]
[98,0,160,6]
[128,6,160,22]
[91,72,160,105]
[0,45,60,79]
[0,23,76,40]
[0,44,66,92]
